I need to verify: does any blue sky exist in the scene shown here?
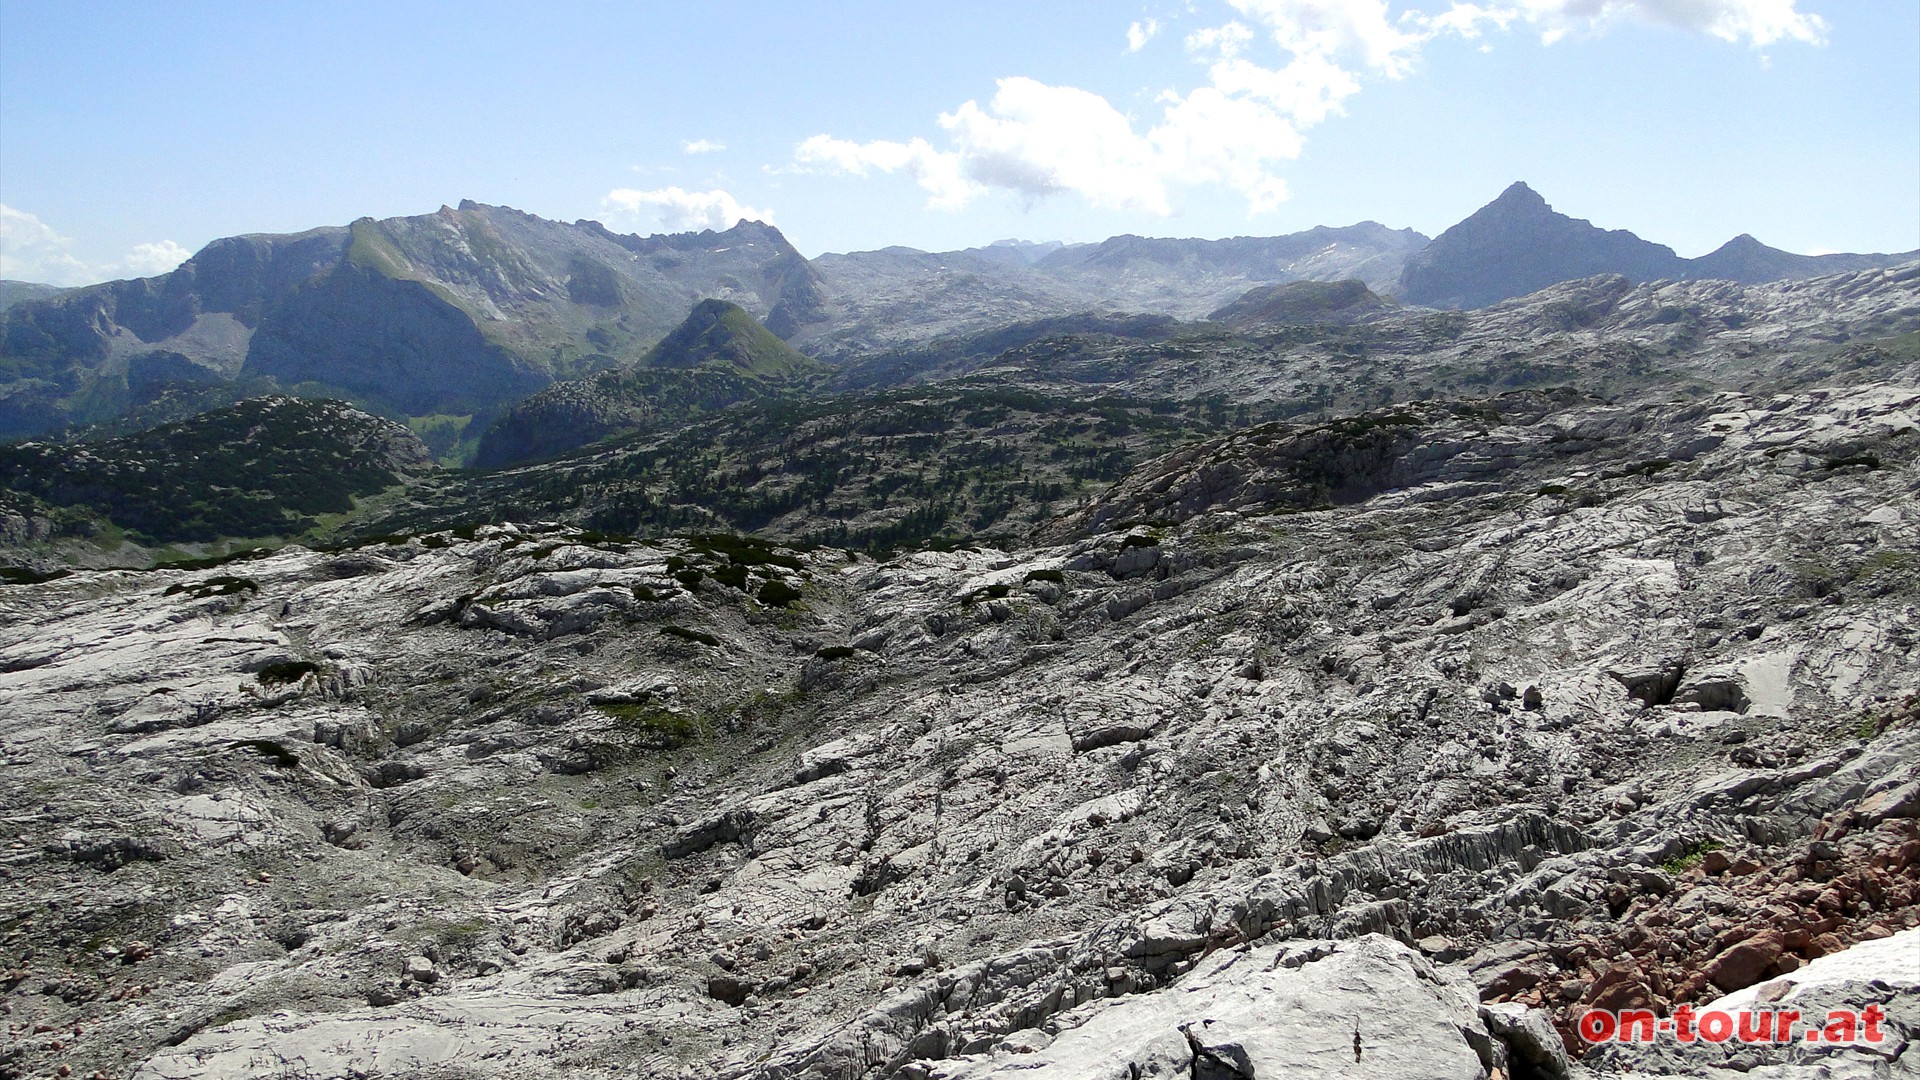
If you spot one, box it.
[1,0,1915,286]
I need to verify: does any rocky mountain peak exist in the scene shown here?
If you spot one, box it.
[1686,232,1855,285]
[1489,179,1548,211]
[1399,182,1682,308]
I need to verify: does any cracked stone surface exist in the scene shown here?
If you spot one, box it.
[2,380,1918,1079]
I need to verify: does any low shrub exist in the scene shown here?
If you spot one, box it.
[757,579,803,607]
[165,575,259,599]
[256,660,320,685]
[1660,838,1724,874]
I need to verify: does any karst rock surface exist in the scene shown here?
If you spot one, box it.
[2,381,1919,1079]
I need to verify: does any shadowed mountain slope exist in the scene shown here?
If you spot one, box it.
[0,205,826,439]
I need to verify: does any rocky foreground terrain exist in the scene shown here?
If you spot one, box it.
[3,373,1919,1078]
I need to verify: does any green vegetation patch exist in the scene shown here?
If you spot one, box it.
[689,532,806,569]
[1836,693,1916,742]
[1660,838,1724,875]
[1860,550,1920,579]
[362,382,1218,554]
[593,702,704,748]
[707,562,750,590]
[408,413,476,467]
[0,397,423,545]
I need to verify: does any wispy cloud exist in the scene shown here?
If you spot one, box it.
[0,204,191,286]
[1513,0,1826,47]
[682,138,727,155]
[795,135,974,207]
[792,0,1828,217]
[601,187,774,232]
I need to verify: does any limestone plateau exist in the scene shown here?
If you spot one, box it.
[0,191,1918,1079]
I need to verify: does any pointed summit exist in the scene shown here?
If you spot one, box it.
[1686,233,1796,282]
[643,298,822,380]
[1491,181,1547,209]
[1680,232,1917,284]
[1397,183,1680,308]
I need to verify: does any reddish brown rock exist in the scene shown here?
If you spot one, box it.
[1807,932,1846,957]
[1482,963,1546,1000]
[1703,929,1784,993]
[1587,961,1657,1013]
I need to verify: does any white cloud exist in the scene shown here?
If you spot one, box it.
[797,73,1309,218]
[1208,52,1362,125]
[1186,21,1256,56]
[0,204,189,286]
[1227,0,1427,77]
[122,240,192,277]
[682,138,726,154]
[798,75,1305,216]
[601,186,774,232]
[0,205,91,284]
[793,0,1828,217]
[794,134,976,208]
[1152,85,1302,211]
[1511,0,1827,47]
[941,79,1180,213]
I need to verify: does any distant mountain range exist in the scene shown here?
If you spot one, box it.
[2,184,1912,447]
[802,222,1426,359]
[1398,182,1916,308]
